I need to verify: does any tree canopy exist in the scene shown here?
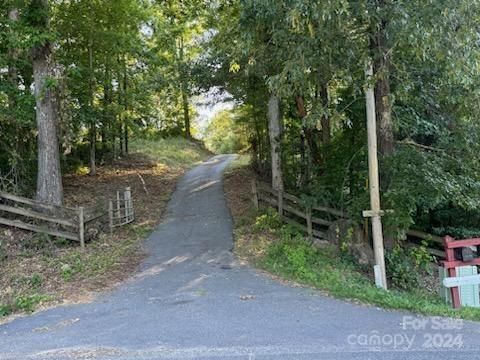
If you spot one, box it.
[198,0,480,239]
[1,0,480,238]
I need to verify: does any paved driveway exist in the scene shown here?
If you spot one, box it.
[1,155,480,359]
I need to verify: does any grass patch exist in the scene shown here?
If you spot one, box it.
[224,161,480,322]
[226,154,251,172]
[1,137,211,319]
[50,223,153,284]
[130,137,210,170]
[0,294,51,317]
[261,230,480,320]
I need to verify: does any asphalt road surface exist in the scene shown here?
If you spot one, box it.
[2,155,480,360]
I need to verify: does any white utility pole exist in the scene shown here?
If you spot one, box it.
[364,61,388,290]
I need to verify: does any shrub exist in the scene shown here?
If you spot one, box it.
[254,209,282,231]
[28,273,43,288]
[0,304,13,317]
[386,240,433,290]
[14,294,49,314]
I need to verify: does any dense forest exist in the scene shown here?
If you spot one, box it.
[0,0,205,200]
[2,0,480,241]
[202,0,480,242]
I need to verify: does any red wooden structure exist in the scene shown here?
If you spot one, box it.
[443,235,480,309]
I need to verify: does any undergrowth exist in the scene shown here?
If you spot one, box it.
[130,137,210,169]
[235,206,480,321]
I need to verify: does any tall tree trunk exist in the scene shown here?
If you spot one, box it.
[253,115,265,174]
[124,126,128,154]
[371,1,394,156]
[370,0,395,249]
[32,0,63,205]
[7,6,20,170]
[102,59,111,152]
[116,68,124,157]
[118,121,124,156]
[178,36,191,139]
[320,84,331,144]
[101,128,107,152]
[181,86,191,139]
[8,8,19,109]
[268,94,283,191]
[296,95,311,188]
[88,39,96,176]
[123,59,129,154]
[112,122,117,159]
[89,123,96,175]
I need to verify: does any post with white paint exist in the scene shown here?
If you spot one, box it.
[125,187,132,222]
[116,190,121,220]
[364,61,387,290]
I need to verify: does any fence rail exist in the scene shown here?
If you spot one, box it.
[405,229,445,259]
[0,191,84,246]
[252,180,445,259]
[252,181,347,241]
[0,187,135,248]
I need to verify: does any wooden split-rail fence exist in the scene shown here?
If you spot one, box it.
[252,180,446,259]
[0,187,135,248]
[252,180,348,241]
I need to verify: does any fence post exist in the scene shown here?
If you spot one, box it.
[277,189,283,217]
[251,180,259,210]
[116,190,121,220]
[78,206,85,249]
[444,235,461,309]
[127,187,134,222]
[128,187,134,222]
[306,205,313,241]
[108,200,113,234]
[124,187,131,222]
